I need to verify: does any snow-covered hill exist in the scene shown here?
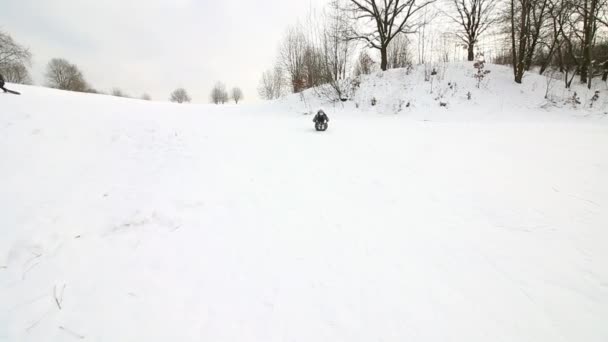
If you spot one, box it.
[1,64,608,342]
[281,62,608,119]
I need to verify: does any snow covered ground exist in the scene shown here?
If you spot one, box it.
[1,63,608,342]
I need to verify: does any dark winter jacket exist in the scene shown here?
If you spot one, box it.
[0,74,5,88]
[313,110,329,123]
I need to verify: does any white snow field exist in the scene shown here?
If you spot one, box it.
[1,63,608,342]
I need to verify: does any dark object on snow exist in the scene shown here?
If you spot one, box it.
[0,74,21,95]
[313,109,329,131]
[315,121,328,131]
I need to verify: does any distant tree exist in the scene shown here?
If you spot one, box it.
[45,58,89,92]
[231,87,244,104]
[386,33,410,69]
[0,63,32,84]
[279,26,308,92]
[210,82,228,104]
[0,30,31,68]
[170,88,191,103]
[348,0,437,70]
[258,71,274,100]
[141,93,151,101]
[447,0,499,61]
[354,50,374,76]
[0,31,32,85]
[111,88,129,97]
[316,0,357,100]
[258,65,284,100]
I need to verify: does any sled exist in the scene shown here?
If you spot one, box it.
[3,89,20,95]
[315,122,328,131]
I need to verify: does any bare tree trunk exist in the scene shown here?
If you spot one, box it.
[514,0,531,83]
[467,43,475,61]
[515,0,530,83]
[580,0,597,85]
[585,0,597,88]
[511,0,518,79]
[380,46,388,71]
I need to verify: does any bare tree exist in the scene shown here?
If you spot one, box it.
[348,0,437,70]
[574,0,605,87]
[315,0,357,100]
[141,93,151,101]
[320,0,353,81]
[271,64,285,97]
[354,49,375,75]
[534,0,563,75]
[0,63,32,84]
[510,0,534,83]
[111,88,129,98]
[258,65,284,100]
[170,88,191,103]
[45,58,89,92]
[279,26,308,92]
[258,70,277,100]
[523,0,551,71]
[0,30,31,67]
[447,0,499,61]
[547,0,579,87]
[0,31,32,85]
[231,87,244,104]
[387,33,411,68]
[210,82,228,104]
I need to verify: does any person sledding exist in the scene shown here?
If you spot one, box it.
[0,74,7,93]
[0,74,20,95]
[313,109,329,131]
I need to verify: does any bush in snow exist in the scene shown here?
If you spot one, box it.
[405,62,413,75]
[447,81,458,97]
[314,78,354,103]
[566,92,581,107]
[473,54,491,89]
[426,65,438,93]
[590,91,600,108]
[111,88,129,98]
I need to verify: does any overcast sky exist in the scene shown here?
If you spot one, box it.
[1,0,328,103]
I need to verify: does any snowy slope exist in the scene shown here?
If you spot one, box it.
[1,66,608,342]
[281,62,608,119]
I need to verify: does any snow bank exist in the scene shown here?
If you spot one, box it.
[280,62,608,121]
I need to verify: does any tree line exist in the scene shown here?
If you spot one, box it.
[258,0,608,101]
[3,0,608,103]
[0,30,244,104]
